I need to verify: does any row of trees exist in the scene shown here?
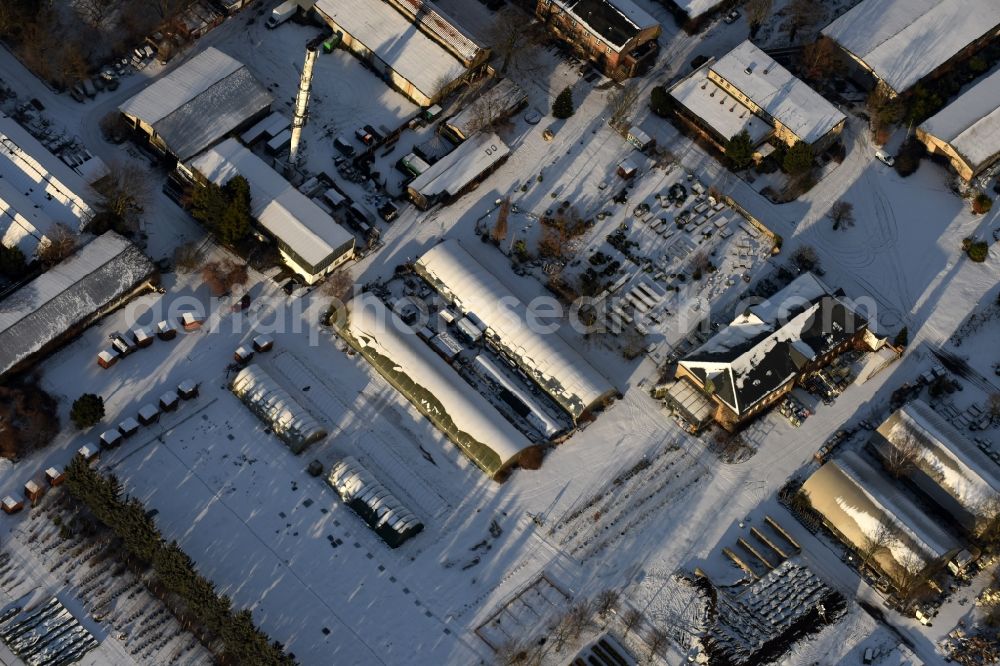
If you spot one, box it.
[64,457,295,665]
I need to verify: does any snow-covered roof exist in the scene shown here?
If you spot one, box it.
[415,240,616,421]
[446,79,528,141]
[550,0,659,50]
[822,0,1000,95]
[328,456,423,536]
[667,0,725,20]
[708,41,845,144]
[0,114,94,255]
[681,273,864,415]
[189,139,354,274]
[119,47,272,161]
[0,232,154,377]
[803,450,960,580]
[344,292,534,479]
[878,400,1000,516]
[919,67,1000,175]
[231,364,327,453]
[314,0,467,100]
[408,133,510,201]
[385,0,485,65]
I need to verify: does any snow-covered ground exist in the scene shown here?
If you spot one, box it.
[1,2,999,665]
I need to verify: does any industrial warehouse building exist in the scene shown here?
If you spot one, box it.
[0,232,156,378]
[871,400,1000,532]
[0,114,94,257]
[313,0,484,107]
[185,138,354,284]
[230,364,327,454]
[676,273,867,429]
[669,41,846,152]
[822,0,1000,96]
[119,47,272,163]
[917,68,1000,183]
[534,0,661,80]
[407,133,510,209]
[415,240,616,422]
[803,450,961,590]
[343,293,538,481]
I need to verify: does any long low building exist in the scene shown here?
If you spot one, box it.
[342,292,538,481]
[186,138,354,284]
[415,239,616,422]
[407,133,510,209]
[871,400,1000,531]
[444,78,528,143]
[822,0,1000,96]
[669,41,845,151]
[231,364,327,454]
[803,450,961,589]
[0,231,156,378]
[313,0,470,106]
[917,68,1000,182]
[0,114,94,256]
[120,47,272,162]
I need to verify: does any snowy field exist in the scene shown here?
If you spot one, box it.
[0,0,999,664]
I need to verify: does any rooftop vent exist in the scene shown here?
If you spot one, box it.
[745,65,753,75]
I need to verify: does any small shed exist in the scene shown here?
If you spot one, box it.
[627,126,654,151]
[157,320,177,340]
[455,317,482,343]
[2,496,24,514]
[99,429,123,449]
[138,404,160,425]
[118,417,140,438]
[181,312,205,331]
[617,159,638,179]
[131,327,154,348]
[423,104,443,121]
[111,335,136,356]
[234,346,254,364]
[97,349,119,369]
[24,480,43,503]
[252,334,274,352]
[45,467,65,487]
[159,390,179,412]
[178,379,199,399]
[77,445,99,462]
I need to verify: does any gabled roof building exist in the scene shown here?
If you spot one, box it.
[917,67,1000,183]
[677,273,867,429]
[822,0,1000,96]
[119,47,272,162]
[535,0,661,80]
[669,41,846,151]
[871,400,1000,531]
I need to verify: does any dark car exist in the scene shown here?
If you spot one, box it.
[690,54,709,70]
[334,136,355,156]
[378,202,398,222]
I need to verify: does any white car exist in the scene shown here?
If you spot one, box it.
[724,9,740,23]
[875,149,895,167]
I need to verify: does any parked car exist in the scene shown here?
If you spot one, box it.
[363,124,383,143]
[723,9,740,23]
[875,149,895,166]
[355,127,373,145]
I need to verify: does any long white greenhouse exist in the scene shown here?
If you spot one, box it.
[230,364,327,454]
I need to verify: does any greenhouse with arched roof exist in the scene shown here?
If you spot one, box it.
[230,364,327,454]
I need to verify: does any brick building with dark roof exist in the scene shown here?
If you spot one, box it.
[675,273,868,429]
[535,0,661,80]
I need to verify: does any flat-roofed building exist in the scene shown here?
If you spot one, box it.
[670,41,846,151]
[822,0,1000,96]
[186,138,354,284]
[415,239,616,422]
[119,47,272,162]
[803,450,961,589]
[535,0,660,80]
[871,400,1000,531]
[917,68,1000,182]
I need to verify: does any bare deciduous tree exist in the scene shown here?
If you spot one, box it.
[859,519,896,573]
[91,161,153,233]
[76,0,119,30]
[802,36,839,81]
[621,607,642,636]
[323,269,355,304]
[646,626,669,659]
[884,432,921,478]
[201,259,249,296]
[788,0,822,39]
[487,7,544,75]
[173,242,203,274]
[491,198,510,244]
[595,589,619,619]
[607,82,641,130]
[746,0,772,33]
[827,200,855,231]
[37,224,78,268]
[791,244,820,271]
[987,393,1000,425]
